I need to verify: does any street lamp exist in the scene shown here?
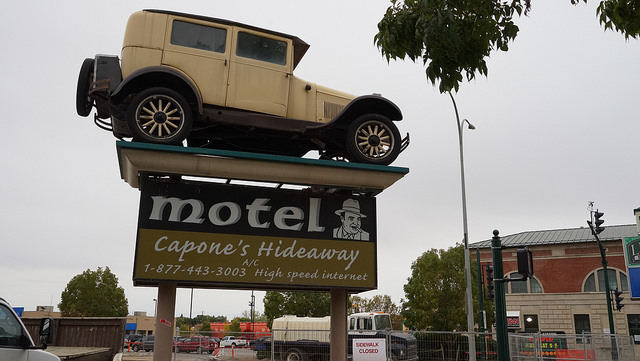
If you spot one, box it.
[450,93,476,361]
[153,298,157,317]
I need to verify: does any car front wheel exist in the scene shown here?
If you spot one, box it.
[127,87,192,145]
[346,114,400,165]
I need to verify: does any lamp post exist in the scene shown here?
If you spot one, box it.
[450,92,476,361]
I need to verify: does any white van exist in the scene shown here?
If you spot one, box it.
[0,297,60,361]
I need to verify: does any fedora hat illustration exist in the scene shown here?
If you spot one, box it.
[335,199,367,217]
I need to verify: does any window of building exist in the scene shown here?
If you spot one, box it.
[583,268,628,292]
[574,314,591,343]
[505,272,543,293]
[236,32,287,65]
[171,20,227,53]
[524,314,539,333]
[628,314,640,344]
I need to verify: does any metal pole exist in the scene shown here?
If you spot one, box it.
[450,92,476,361]
[491,230,509,361]
[476,249,486,361]
[587,218,618,361]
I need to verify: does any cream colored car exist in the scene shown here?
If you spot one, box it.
[77,9,408,165]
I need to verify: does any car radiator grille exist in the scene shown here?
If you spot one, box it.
[324,102,345,120]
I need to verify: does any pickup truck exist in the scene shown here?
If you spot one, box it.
[219,336,247,348]
[0,297,59,361]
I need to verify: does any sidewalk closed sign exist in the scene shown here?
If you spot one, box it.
[353,338,386,361]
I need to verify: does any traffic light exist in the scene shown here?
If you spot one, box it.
[517,248,534,278]
[486,264,494,300]
[614,288,624,311]
[594,210,605,235]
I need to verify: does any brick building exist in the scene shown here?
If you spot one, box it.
[470,220,640,353]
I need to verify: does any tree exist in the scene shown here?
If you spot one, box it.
[263,291,330,326]
[200,321,211,333]
[402,245,478,330]
[375,0,527,93]
[350,294,400,314]
[375,0,638,93]
[581,0,640,40]
[241,309,268,322]
[228,318,242,333]
[59,266,128,317]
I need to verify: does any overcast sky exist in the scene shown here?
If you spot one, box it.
[1,0,638,321]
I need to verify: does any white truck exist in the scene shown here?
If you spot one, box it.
[255,312,418,361]
[219,335,248,348]
[0,297,59,361]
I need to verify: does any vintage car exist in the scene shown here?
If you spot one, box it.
[76,9,408,165]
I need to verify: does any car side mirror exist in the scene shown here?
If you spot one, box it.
[39,318,54,347]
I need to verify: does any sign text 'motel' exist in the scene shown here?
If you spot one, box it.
[133,178,377,291]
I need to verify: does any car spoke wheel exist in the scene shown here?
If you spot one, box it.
[347,114,400,165]
[127,87,192,144]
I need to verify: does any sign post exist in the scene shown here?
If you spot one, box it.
[116,142,409,361]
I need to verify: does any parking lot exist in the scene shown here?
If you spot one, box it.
[120,347,257,361]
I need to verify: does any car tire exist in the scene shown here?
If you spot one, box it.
[132,344,139,352]
[346,113,401,165]
[127,87,193,145]
[319,151,350,162]
[285,348,306,361]
[76,58,94,117]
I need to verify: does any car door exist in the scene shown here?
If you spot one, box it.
[0,304,27,361]
[226,28,292,117]
[162,16,231,107]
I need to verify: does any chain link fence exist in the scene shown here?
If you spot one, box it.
[122,330,636,361]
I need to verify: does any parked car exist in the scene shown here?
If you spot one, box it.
[250,336,271,351]
[219,335,247,347]
[174,336,213,353]
[208,337,220,347]
[76,9,408,165]
[123,334,143,351]
[142,335,155,352]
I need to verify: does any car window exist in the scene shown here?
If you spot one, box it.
[236,31,287,65]
[171,20,227,53]
[0,305,23,347]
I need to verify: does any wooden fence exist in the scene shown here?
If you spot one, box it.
[22,317,126,360]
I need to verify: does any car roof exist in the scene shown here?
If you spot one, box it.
[145,9,310,69]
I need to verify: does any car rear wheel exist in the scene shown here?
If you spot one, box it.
[127,87,192,145]
[346,113,400,165]
[284,348,306,361]
[76,58,94,117]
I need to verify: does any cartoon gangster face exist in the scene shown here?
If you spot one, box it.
[333,199,369,241]
[341,211,362,235]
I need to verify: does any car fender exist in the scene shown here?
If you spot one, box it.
[335,95,403,127]
[111,66,203,114]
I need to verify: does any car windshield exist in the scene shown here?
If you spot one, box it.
[374,315,392,330]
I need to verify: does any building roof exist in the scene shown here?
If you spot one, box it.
[469,224,638,249]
